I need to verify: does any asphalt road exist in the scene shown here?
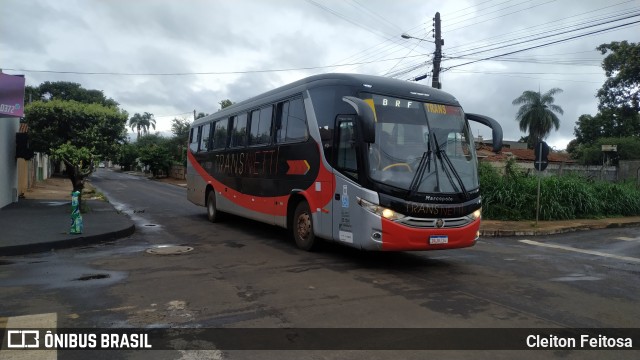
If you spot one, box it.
[1,168,639,359]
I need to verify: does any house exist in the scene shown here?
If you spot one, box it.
[16,123,52,198]
[0,72,26,208]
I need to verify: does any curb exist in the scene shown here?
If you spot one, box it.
[480,221,640,237]
[0,224,136,256]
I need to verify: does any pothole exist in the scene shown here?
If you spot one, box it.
[146,245,193,255]
[144,224,158,227]
[75,274,111,281]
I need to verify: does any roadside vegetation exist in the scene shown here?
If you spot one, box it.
[479,159,640,221]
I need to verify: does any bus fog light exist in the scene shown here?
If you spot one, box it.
[372,231,382,240]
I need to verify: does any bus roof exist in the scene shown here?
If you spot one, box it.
[194,73,460,126]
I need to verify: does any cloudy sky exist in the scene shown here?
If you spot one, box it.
[2,0,638,149]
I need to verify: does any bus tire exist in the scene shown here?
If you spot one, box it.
[206,190,219,223]
[293,201,318,251]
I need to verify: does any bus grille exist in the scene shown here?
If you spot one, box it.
[397,216,472,228]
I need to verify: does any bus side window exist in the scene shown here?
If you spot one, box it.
[213,119,229,149]
[250,105,273,145]
[189,127,200,153]
[337,121,358,179]
[199,123,211,152]
[230,113,248,148]
[277,97,308,143]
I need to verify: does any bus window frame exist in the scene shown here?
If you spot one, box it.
[229,113,249,149]
[212,118,230,150]
[248,105,275,147]
[334,115,360,182]
[276,96,309,145]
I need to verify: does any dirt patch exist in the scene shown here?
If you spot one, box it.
[25,176,98,200]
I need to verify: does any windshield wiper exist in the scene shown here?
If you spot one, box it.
[434,137,469,200]
[407,151,430,198]
[408,132,440,197]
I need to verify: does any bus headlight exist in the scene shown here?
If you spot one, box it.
[470,208,482,220]
[357,198,406,221]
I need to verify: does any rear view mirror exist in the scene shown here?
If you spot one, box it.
[466,113,503,153]
[342,96,375,143]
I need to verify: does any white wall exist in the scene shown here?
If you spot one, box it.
[0,117,19,208]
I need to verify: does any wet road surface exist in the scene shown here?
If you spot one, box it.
[1,169,639,359]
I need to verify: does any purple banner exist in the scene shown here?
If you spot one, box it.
[0,73,26,117]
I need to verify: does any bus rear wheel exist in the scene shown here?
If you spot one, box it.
[207,190,219,223]
[293,201,317,251]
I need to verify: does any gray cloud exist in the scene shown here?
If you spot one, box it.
[2,0,636,149]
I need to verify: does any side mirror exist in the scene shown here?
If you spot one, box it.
[342,96,375,143]
[466,113,503,153]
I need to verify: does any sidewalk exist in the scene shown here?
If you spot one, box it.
[0,177,134,256]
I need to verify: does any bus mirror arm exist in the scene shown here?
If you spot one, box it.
[342,96,376,143]
[466,113,503,153]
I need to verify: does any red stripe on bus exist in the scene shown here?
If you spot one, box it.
[188,147,335,217]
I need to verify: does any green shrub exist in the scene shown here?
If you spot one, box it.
[479,161,640,220]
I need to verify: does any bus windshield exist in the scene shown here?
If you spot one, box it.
[365,94,478,195]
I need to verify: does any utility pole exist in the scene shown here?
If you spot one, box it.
[432,12,443,89]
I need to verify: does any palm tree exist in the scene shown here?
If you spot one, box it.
[139,112,156,136]
[128,113,143,139]
[512,88,564,149]
[128,112,156,139]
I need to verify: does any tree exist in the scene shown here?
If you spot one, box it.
[169,118,191,165]
[128,112,156,139]
[573,42,640,150]
[117,142,139,171]
[25,99,128,201]
[512,88,563,148]
[218,99,234,110]
[171,118,191,143]
[596,41,640,113]
[25,81,118,108]
[136,134,172,177]
[196,112,209,119]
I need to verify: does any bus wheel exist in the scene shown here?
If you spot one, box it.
[293,201,317,251]
[207,190,219,223]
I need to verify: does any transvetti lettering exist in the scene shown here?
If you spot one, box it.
[215,148,280,177]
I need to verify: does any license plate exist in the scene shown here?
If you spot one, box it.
[429,235,448,245]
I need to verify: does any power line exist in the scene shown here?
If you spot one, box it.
[445,6,640,57]
[383,39,426,76]
[445,0,638,53]
[445,0,558,32]
[445,0,536,28]
[446,11,640,59]
[444,0,512,22]
[442,20,640,71]
[447,69,602,83]
[2,53,430,77]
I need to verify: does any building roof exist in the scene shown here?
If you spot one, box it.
[477,144,575,163]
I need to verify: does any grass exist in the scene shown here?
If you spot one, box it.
[479,160,640,221]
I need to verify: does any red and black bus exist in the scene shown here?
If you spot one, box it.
[187,73,502,251]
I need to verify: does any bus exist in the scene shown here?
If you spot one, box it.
[187,73,502,251]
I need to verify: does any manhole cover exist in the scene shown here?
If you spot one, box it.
[146,245,193,255]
